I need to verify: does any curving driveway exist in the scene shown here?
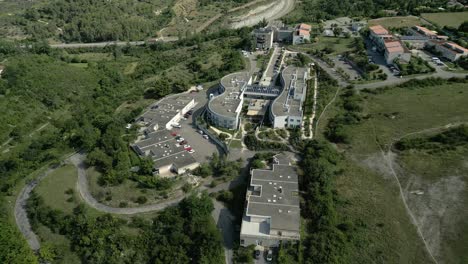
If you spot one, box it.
[14,169,54,251]
[70,153,188,214]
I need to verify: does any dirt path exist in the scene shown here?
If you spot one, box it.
[372,122,468,264]
[230,0,295,29]
[314,84,341,138]
[303,72,318,139]
[1,122,50,153]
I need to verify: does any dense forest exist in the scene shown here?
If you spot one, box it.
[14,0,174,42]
[27,192,224,263]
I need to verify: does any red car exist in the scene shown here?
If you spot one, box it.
[185,147,193,151]
[171,132,178,136]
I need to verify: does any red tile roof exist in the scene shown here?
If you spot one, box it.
[444,42,468,53]
[384,40,404,53]
[298,29,310,36]
[298,23,311,31]
[369,25,389,35]
[414,26,437,36]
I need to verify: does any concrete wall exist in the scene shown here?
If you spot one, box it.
[176,162,200,174]
[156,164,172,175]
[240,235,280,248]
[240,234,299,248]
[207,109,239,130]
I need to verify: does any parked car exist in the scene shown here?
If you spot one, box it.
[172,123,181,128]
[187,110,193,115]
[266,249,273,262]
[176,137,184,142]
[183,145,191,149]
[198,130,204,135]
[188,149,195,154]
[179,140,187,145]
[171,132,178,137]
[254,250,261,260]
[203,135,209,139]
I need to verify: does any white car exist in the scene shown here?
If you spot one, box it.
[176,137,185,142]
[203,135,209,139]
[266,249,273,261]
[188,149,195,154]
[171,123,181,128]
[183,144,191,149]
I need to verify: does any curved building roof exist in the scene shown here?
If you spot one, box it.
[271,66,308,118]
[208,72,251,119]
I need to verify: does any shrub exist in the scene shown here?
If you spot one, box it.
[182,183,192,193]
[218,133,230,141]
[136,196,148,204]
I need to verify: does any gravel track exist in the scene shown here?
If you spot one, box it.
[231,0,295,29]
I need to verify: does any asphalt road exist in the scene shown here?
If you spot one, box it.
[49,37,179,49]
[71,153,187,214]
[212,200,236,264]
[300,50,466,90]
[15,171,50,251]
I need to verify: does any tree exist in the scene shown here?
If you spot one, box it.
[218,133,230,141]
[459,21,468,33]
[38,243,57,262]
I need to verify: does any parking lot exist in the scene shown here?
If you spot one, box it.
[332,56,361,80]
[175,88,221,164]
[176,115,219,164]
[365,43,401,81]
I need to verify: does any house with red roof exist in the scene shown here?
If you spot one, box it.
[427,40,468,61]
[292,23,311,44]
[384,40,411,64]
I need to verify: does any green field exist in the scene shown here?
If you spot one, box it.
[87,167,184,208]
[35,165,81,214]
[350,82,468,155]
[335,158,433,263]
[396,146,468,264]
[332,81,468,263]
[368,16,428,29]
[422,12,468,28]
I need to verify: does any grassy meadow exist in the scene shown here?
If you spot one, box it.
[421,12,468,28]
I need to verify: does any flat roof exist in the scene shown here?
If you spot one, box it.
[134,130,173,150]
[209,72,250,119]
[245,164,300,232]
[132,128,197,171]
[246,99,269,116]
[271,66,308,118]
[140,94,194,127]
[153,151,198,169]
